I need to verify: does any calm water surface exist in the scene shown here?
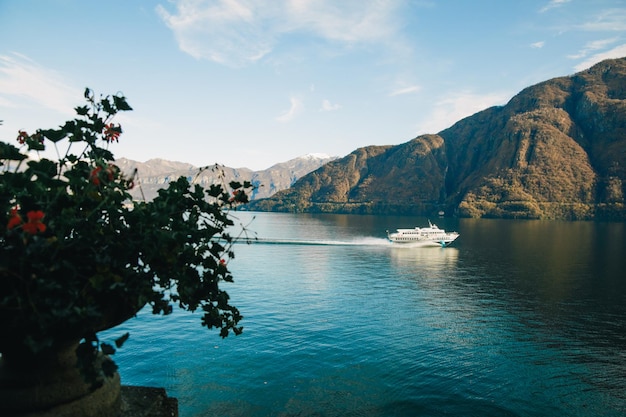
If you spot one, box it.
[103,212,626,416]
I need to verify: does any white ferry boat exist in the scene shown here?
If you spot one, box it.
[387,221,459,247]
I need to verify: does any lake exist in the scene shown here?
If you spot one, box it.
[102,212,626,416]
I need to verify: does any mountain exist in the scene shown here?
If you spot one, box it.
[116,154,337,201]
[249,57,626,220]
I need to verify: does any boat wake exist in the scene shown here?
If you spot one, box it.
[251,237,392,247]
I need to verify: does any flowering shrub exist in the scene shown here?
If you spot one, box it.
[0,89,252,381]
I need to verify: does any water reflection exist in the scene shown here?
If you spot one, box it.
[390,246,459,270]
[457,219,626,303]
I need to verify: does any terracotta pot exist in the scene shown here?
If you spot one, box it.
[0,342,121,417]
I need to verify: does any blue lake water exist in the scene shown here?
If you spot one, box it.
[102,212,626,416]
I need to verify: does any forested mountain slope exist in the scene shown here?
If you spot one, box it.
[250,57,626,220]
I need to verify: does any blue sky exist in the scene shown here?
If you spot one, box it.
[1,0,626,170]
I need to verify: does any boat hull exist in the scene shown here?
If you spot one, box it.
[387,235,459,247]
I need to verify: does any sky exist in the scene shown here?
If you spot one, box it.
[1,0,626,170]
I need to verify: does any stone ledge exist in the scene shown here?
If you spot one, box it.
[120,386,178,417]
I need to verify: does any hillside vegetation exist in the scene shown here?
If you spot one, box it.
[250,57,626,220]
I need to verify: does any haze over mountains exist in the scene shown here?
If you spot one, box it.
[250,57,626,221]
[116,154,337,201]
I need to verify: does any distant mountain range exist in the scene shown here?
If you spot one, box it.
[249,57,626,220]
[115,154,337,201]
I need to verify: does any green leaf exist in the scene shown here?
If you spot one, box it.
[92,118,106,133]
[61,120,77,133]
[101,97,114,115]
[27,139,45,151]
[207,184,223,197]
[27,158,58,178]
[100,342,116,355]
[0,142,27,161]
[113,95,133,111]
[75,105,89,116]
[41,128,67,143]
[114,332,130,348]
[69,130,84,142]
[89,147,114,161]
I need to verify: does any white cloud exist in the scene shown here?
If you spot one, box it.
[586,38,620,50]
[276,97,303,122]
[389,85,421,96]
[579,8,626,31]
[539,0,571,13]
[0,53,79,114]
[155,0,273,65]
[320,99,340,111]
[284,0,398,43]
[573,43,626,72]
[416,90,510,134]
[530,41,545,49]
[568,37,618,59]
[156,0,403,67]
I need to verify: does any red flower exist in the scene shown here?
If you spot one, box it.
[16,130,28,145]
[22,210,46,235]
[90,166,102,186]
[15,131,42,145]
[103,123,121,143]
[7,207,22,230]
[90,164,119,186]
